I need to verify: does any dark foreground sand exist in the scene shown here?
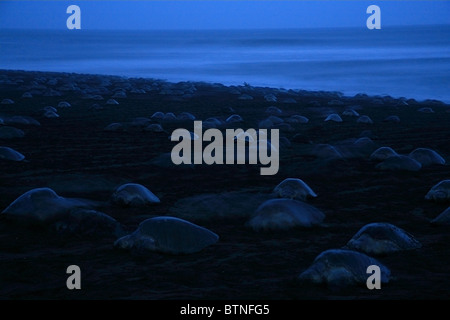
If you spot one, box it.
[0,70,449,300]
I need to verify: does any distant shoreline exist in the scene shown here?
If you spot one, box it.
[1,69,448,106]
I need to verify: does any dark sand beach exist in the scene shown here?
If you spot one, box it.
[0,69,449,300]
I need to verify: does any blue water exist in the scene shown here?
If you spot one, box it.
[0,26,449,102]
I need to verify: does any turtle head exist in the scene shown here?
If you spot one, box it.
[114,235,134,250]
[426,190,447,201]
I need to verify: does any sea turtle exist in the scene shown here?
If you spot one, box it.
[163,112,177,121]
[408,148,446,166]
[203,117,223,129]
[264,94,277,102]
[286,115,309,124]
[47,78,58,86]
[226,114,243,123]
[274,122,293,132]
[283,98,297,104]
[425,180,450,202]
[130,88,146,94]
[352,137,377,153]
[130,117,151,128]
[234,131,255,143]
[417,107,434,113]
[342,109,360,117]
[112,91,127,98]
[376,155,422,171]
[311,144,343,159]
[53,208,124,237]
[1,188,122,236]
[308,101,321,107]
[44,89,62,97]
[144,123,165,133]
[177,112,196,121]
[396,100,409,106]
[334,137,377,159]
[150,111,165,121]
[1,187,92,222]
[169,191,272,222]
[111,183,160,207]
[4,116,40,126]
[370,147,398,161]
[204,117,222,126]
[383,115,400,123]
[258,118,274,129]
[90,103,104,111]
[106,99,119,105]
[298,249,391,287]
[44,110,60,118]
[265,106,282,115]
[431,207,450,225]
[324,114,343,122]
[1,98,14,104]
[229,88,241,95]
[357,115,374,124]
[267,115,284,125]
[247,139,278,155]
[42,106,57,113]
[346,222,422,255]
[114,216,219,254]
[91,95,104,101]
[104,123,124,132]
[273,178,317,201]
[58,101,71,108]
[247,198,325,231]
[0,126,25,139]
[372,98,385,106]
[0,146,25,161]
[328,100,344,106]
[238,94,253,100]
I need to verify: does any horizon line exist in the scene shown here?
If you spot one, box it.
[2,23,450,32]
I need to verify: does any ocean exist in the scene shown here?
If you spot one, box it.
[0,25,449,102]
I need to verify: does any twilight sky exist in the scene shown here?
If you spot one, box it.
[0,1,449,30]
